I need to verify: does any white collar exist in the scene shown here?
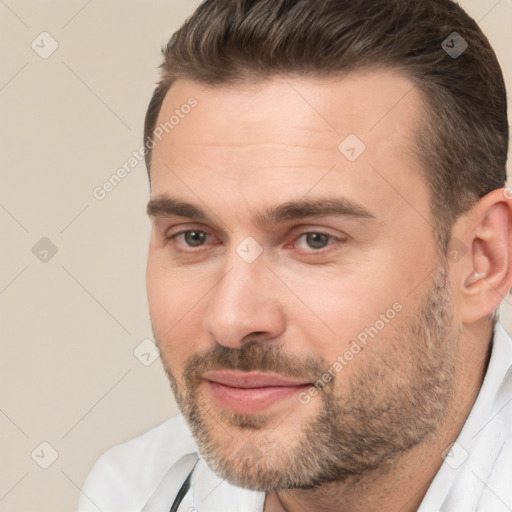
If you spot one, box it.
[418,322,512,511]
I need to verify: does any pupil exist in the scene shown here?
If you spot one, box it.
[185,231,205,247]
[307,233,329,249]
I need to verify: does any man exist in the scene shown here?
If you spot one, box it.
[79,0,512,510]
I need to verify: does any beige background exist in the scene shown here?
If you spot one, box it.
[0,1,511,511]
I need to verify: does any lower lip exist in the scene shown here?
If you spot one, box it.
[205,381,310,415]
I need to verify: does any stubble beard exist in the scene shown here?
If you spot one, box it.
[157,266,459,491]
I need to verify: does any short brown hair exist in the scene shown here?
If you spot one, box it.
[144,0,508,251]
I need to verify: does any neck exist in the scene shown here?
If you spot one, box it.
[264,322,493,512]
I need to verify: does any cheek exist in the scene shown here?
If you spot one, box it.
[281,271,413,393]
[147,250,207,327]
[147,258,210,369]
[288,273,399,352]
[146,267,179,331]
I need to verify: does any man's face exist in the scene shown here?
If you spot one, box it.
[146,71,460,489]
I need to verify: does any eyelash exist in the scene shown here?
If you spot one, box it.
[166,229,343,255]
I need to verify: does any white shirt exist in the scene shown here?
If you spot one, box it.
[78,323,512,512]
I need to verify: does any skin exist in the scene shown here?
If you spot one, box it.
[146,70,512,512]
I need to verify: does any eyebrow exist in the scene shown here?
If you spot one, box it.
[147,196,375,227]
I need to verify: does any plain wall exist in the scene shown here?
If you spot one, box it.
[0,1,511,510]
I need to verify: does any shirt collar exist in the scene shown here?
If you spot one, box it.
[418,321,512,511]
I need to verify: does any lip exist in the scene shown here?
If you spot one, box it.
[203,370,310,388]
[203,370,312,415]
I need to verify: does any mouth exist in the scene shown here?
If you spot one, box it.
[202,370,312,415]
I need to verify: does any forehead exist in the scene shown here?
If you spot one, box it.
[149,71,431,228]
[154,69,424,143]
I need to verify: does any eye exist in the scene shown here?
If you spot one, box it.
[295,232,338,250]
[171,230,210,248]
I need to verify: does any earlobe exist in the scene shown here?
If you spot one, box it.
[459,189,512,324]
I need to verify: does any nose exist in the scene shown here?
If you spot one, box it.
[202,252,286,350]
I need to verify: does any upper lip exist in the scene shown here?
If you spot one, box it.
[203,370,311,389]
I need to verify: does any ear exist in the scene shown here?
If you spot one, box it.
[455,188,512,324]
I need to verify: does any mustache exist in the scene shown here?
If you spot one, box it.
[182,341,328,385]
